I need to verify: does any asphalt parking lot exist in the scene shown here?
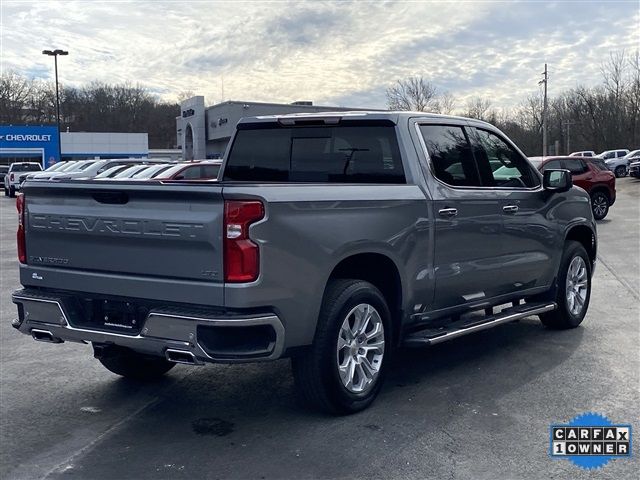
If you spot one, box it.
[0,180,638,480]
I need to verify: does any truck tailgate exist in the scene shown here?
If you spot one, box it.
[23,181,225,297]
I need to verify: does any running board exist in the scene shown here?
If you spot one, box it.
[403,302,556,347]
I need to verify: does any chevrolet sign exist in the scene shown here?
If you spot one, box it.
[2,134,52,142]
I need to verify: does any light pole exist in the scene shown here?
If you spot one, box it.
[42,49,68,162]
[538,63,548,156]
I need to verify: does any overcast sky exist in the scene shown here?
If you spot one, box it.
[1,0,638,110]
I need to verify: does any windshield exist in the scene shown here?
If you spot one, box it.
[113,165,148,178]
[155,164,186,178]
[44,162,68,172]
[77,161,97,171]
[56,162,80,171]
[95,165,129,178]
[61,161,93,172]
[131,164,169,178]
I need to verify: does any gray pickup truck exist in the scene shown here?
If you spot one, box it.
[12,112,596,414]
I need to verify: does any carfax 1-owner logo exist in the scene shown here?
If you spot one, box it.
[550,412,633,469]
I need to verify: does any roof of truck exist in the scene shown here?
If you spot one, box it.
[238,111,492,127]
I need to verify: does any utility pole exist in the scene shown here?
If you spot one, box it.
[563,120,575,154]
[539,63,548,156]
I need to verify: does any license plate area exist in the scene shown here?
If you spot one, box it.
[67,297,150,335]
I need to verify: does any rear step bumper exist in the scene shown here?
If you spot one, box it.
[11,289,285,364]
[403,302,556,347]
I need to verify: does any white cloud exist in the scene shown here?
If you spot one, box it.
[1,0,638,110]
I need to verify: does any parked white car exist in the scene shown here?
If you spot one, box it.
[598,149,630,177]
[623,149,640,166]
[569,150,596,157]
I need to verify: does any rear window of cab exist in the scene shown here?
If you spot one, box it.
[223,124,405,184]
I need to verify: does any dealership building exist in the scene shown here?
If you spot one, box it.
[0,125,148,167]
[176,97,368,160]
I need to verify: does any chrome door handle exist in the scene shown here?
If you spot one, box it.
[438,208,458,218]
[503,205,519,214]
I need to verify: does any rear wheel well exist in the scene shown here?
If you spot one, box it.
[327,253,402,344]
[566,225,596,265]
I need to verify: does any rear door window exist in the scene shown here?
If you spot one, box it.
[418,124,480,187]
[542,160,563,170]
[561,159,588,174]
[224,124,405,183]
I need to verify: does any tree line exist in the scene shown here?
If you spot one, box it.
[0,73,179,149]
[386,51,640,155]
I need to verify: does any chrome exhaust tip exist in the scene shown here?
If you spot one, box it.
[31,329,63,344]
[165,349,200,365]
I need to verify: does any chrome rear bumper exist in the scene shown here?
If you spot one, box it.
[11,289,285,364]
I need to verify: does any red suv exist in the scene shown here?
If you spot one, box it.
[529,156,616,220]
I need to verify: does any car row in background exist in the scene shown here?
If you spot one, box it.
[3,159,222,196]
[569,149,640,177]
[529,155,616,220]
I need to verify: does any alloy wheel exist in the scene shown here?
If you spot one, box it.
[336,303,385,394]
[592,194,608,218]
[565,256,588,316]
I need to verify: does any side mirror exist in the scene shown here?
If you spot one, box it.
[543,169,572,192]
[174,174,184,180]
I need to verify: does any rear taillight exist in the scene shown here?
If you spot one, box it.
[16,194,26,264]
[224,200,264,283]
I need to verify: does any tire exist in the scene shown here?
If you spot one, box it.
[97,345,175,380]
[3,187,8,197]
[590,191,609,220]
[292,279,392,414]
[8,186,15,198]
[614,165,626,178]
[539,241,591,329]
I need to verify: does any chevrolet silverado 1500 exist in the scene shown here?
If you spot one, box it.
[12,112,596,413]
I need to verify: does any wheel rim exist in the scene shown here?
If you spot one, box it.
[565,256,588,316]
[592,194,607,217]
[336,303,385,394]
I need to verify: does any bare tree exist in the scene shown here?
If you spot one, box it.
[386,76,438,111]
[0,71,33,123]
[601,50,627,100]
[433,91,456,115]
[464,97,494,121]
